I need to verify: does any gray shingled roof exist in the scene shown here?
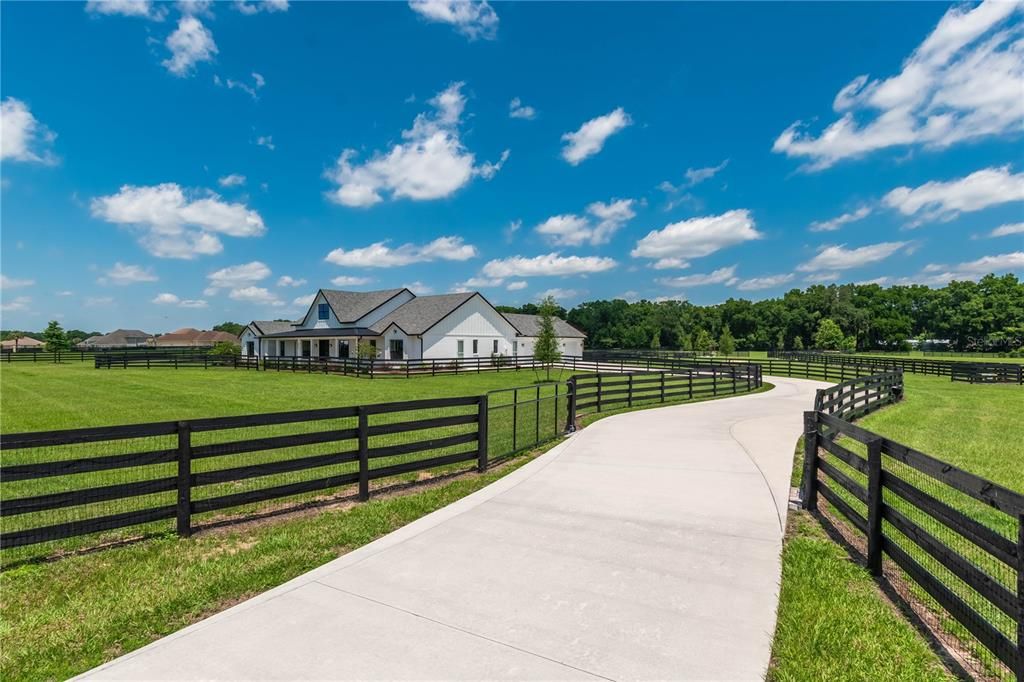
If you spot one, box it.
[321,288,407,323]
[249,320,297,335]
[369,292,476,335]
[502,313,586,338]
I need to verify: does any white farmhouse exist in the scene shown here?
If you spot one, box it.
[239,287,585,360]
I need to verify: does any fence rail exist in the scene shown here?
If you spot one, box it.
[3,347,221,363]
[94,353,259,370]
[800,369,1024,679]
[772,350,1023,384]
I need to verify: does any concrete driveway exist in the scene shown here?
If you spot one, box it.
[79,376,825,681]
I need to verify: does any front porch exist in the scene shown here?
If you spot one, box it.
[259,328,416,361]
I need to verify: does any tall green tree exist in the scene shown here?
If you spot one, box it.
[813,318,845,350]
[694,328,712,354]
[42,320,69,352]
[213,322,245,336]
[533,296,562,380]
[718,324,736,355]
[650,329,661,350]
[793,336,804,350]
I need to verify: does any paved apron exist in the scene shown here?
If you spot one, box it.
[79,376,826,681]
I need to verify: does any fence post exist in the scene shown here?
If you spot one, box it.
[477,395,488,472]
[176,422,192,538]
[627,374,633,408]
[800,411,819,511]
[535,385,541,444]
[1016,512,1023,682]
[566,378,577,432]
[597,375,603,412]
[660,372,666,403]
[512,388,518,452]
[866,438,884,577]
[358,407,369,501]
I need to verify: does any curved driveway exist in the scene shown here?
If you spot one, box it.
[80,376,826,682]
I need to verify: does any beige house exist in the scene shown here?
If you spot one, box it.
[1,336,45,351]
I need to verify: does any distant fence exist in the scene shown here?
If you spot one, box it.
[800,370,1024,679]
[951,363,1024,384]
[3,348,216,363]
[770,350,1023,384]
[569,364,762,421]
[94,353,259,370]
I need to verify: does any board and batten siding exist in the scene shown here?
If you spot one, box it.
[515,336,583,358]
[421,296,518,359]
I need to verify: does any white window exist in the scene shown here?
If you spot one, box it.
[472,339,478,355]
[493,339,498,354]
[457,340,464,358]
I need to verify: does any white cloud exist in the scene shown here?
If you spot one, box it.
[256,135,275,150]
[1,98,57,165]
[229,286,283,305]
[330,275,373,287]
[85,0,166,19]
[883,166,1024,225]
[659,266,738,288]
[179,299,208,308]
[990,222,1024,238]
[206,261,271,294]
[218,173,246,187]
[538,288,581,301]
[85,296,115,307]
[0,296,31,312]
[797,241,908,272]
[503,219,522,243]
[235,0,288,15]
[735,273,795,291]
[326,83,507,207]
[458,276,504,289]
[91,183,266,259]
[857,277,890,286]
[0,274,35,290]
[408,0,498,40]
[152,292,180,304]
[804,271,841,284]
[631,210,762,266]
[684,159,729,187]
[100,262,158,285]
[276,275,306,287]
[534,198,636,247]
[560,107,631,165]
[482,253,617,279]
[897,252,1024,286]
[773,2,1024,170]
[506,281,527,291]
[651,258,690,270]
[163,16,217,77]
[509,97,536,120]
[216,72,265,100]
[810,206,872,232]
[402,281,434,294]
[325,236,477,268]
[291,293,316,309]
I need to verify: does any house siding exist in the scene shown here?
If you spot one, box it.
[421,296,518,359]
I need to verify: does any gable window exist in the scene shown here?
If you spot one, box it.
[318,303,330,321]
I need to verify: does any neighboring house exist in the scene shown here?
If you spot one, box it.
[240,287,586,360]
[1,336,45,352]
[77,335,102,349]
[81,329,152,348]
[152,328,238,348]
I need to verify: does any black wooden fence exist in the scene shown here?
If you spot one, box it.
[3,348,213,363]
[771,350,1024,384]
[800,370,1024,679]
[1,395,489,550]
[94,353,259,370]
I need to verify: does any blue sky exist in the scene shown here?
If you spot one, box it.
[2,0,1022,333]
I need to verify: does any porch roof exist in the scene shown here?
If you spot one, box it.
[262,327,378,338]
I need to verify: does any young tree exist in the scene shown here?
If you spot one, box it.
[42,320,69,352]
[813,318,846,350]
[841,335,857,352]
[210,341,241,356]
[650,329,661,350]
[694,328,712,354]
[775,330,785,351]
[718,324,736,355]
[533,295,562,380]
[793,335,804,350]
[356,341,378,360]
[679,332,693,351]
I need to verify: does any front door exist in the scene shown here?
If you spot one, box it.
[246,341,255,356]
[389,339,404,360]
[318,340,330,357]
[301,340,311,357]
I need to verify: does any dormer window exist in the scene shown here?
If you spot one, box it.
[318,303,329,320]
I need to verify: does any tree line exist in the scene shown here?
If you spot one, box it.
[500,273,1024,352]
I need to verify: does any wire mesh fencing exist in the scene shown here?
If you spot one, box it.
[802,373,1024,681]
[486,383,569,463]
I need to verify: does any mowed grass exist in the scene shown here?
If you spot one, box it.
[0,453,541,681]
[0,361,574,432]
[771,373,1024,681]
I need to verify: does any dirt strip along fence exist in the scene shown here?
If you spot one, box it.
[94,353,260,370]
[800,369,1024,680]
[771,350,1024,384]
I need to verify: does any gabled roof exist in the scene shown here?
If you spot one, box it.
[248,320,298,336]
[502,313,586,338]
[320,288,409,324]
[87,329,153,346]
[369,292,476,335]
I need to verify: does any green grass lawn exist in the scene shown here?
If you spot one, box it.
[771,373,1024,681]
